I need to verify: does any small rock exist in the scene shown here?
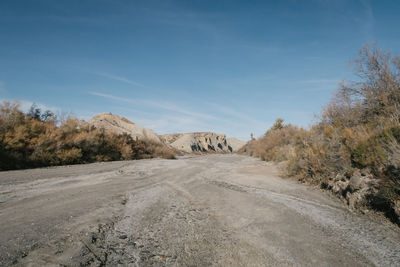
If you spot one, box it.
[128,241,136,247]
[347,192,363,210]
[334,173,344,182]
[119,234,128,239]
[337,180,349,192]
[349,170,363,192]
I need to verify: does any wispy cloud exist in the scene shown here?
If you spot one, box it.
[215,74,275,90]
[89,72,146,88]
[356,0,375,41]
[90,91,229,133]
[89,91,251,133]
[90,91,218,121]
[145,6,222,43]
[210,104,265,127]
[132,114,215,134]
[152,102,218,121]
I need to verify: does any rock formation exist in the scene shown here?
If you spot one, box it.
[89,113,162,143]
[322,169,380,211]
[89,113,246,154]
[160,132,232,153]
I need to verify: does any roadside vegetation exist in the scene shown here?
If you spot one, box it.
[239,45,400,224]
[0,103,175,170]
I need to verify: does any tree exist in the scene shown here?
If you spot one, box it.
[271,118,284,130]
[335,44,400,124]
[28,104,41,120]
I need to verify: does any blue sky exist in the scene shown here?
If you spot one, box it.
[1,0,400,140]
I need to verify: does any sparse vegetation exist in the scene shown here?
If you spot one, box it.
[239,119,305,162]
[240,44,400,224]
[0,103,175,170]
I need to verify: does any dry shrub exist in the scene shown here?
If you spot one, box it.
[238,139,258,156]
[381,137,400,201]
[0,103,176,170]
[56,148,83,165]
[239,119,305,162]
[243,44,400,212]
[141,140,176,159]
[254,124,304,162]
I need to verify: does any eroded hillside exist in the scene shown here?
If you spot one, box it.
[161,132,232,153]
[89,113,162,143]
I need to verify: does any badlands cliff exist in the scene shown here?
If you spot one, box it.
[160,132,233,153]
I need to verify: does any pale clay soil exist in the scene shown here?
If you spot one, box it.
[0,155,399,266]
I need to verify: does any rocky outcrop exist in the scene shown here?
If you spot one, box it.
[227,138,246,152]
[89,113,162,143]
[160,132,232,153]
[88,113,244,155]
[322,169,380,211]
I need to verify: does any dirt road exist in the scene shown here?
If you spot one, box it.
[1,155,399,266]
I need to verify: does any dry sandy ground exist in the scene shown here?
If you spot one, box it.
[0,155,399,266]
